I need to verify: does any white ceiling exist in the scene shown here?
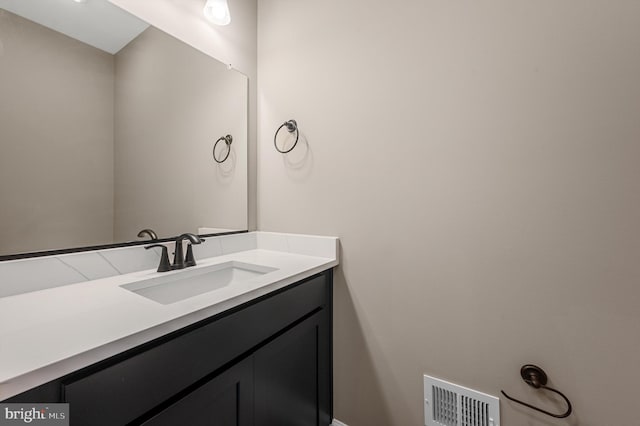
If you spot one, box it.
[0,0,149,54]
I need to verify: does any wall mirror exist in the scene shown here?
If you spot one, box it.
[0,0,248,258]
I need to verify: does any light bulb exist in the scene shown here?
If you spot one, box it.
[203,0,231,26]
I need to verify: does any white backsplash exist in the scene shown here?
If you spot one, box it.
[0,232,338,298]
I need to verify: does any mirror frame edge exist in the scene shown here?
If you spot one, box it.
[0,230,249,262]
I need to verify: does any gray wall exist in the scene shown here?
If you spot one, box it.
[257,0,640,425]
[0,10,115,255]
[113,27,248,240]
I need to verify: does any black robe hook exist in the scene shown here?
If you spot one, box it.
[501,364,572,419]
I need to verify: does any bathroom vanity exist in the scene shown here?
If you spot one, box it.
[0,232,338,426]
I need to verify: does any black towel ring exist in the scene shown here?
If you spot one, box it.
[213,135,233,163]
[501,364,573,419]
[274,119,299,153]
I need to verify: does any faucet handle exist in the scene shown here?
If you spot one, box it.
[184,239,205,267]
[145,244,172,272]
[185,244,196,267]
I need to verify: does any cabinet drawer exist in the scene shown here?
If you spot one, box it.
[63,274,327,426]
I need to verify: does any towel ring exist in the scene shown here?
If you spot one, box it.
[501,364,573,419]
[213,135,233,163]
[274,119,299,153]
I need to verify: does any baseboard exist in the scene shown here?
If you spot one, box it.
[331,420,349,426]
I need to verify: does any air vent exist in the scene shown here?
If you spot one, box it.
[424,375,500,426]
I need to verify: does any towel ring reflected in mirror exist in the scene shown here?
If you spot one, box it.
[213,134,233,163]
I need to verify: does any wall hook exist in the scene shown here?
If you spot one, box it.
[501,364,573,419]
[213,134,233,163]
[274,119,299,153]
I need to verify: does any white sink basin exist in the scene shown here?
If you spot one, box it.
[120,261,277,305]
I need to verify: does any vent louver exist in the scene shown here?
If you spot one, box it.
[424,375,500,426]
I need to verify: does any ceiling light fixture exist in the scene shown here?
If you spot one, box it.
[203,0,231,26]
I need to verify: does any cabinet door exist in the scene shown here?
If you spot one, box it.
[255,310,331,426]
[141,357,253,426]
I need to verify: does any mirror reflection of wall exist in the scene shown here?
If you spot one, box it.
[113,27,248,242]
[0,2,248,257]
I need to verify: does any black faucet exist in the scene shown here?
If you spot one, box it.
[172,233,204,270]
[145,233,204,272]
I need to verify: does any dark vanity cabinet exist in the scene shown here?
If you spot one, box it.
[5,270,333,426]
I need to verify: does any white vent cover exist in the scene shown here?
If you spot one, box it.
[424,375,500,426]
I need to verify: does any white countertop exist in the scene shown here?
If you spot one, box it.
[0,232,338,400]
